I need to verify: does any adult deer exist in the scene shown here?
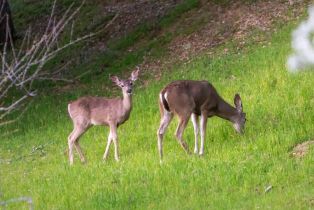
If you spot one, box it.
[157,80,246,160]
[67,69,139,165]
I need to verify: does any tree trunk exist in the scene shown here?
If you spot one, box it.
[0,0,16,45]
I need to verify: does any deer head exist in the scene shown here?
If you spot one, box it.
[110,68,139,95]
[233,93,246,134]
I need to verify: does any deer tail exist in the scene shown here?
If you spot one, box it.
[160,90,170,112]
[68,103,73,119]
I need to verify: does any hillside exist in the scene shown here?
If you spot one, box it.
[1,0,313,209]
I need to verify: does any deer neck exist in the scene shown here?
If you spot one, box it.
[216,99,238,123]
[122,92,132,113]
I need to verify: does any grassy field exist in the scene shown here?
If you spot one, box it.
[1,1,314,210]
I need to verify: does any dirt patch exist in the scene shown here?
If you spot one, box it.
[291,140,314,158]
[137,0,307,78]
[168,0,306,60]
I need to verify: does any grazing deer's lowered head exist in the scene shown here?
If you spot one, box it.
[232,94,246,134]
[157,80,246,160]
[67,68,139,165]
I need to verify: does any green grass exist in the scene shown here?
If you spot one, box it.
[1,5,314,210]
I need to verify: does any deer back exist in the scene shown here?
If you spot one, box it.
[161,80,220,116]
[68,96,130,126]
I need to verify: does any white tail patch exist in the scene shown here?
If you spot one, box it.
[68,104,73,118]
[160,91,171,113]
[164,92,169,103]
[159,93,163,103]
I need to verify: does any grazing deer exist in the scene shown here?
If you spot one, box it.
[157,80,246,160]
[67,69,139,165]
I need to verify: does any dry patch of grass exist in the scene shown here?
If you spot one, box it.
[291,140,314,158]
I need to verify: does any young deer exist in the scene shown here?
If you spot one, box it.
[67,69,139,165]
[157,80,246,160]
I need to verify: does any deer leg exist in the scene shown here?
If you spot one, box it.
[68,123,88,165]
[68,131,75,165]
[191,113,199,154]
[103,131,113,160]
[110,124,119,162]
[74,141,86,164]
[157,111,173,161]
[199,113,207,156]
[175,115,191,154]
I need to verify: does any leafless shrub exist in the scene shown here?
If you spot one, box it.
[0,0,95,127]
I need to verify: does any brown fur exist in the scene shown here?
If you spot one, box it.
[67,69,139,165]
[68,96,131,127]
[157,80,246,160]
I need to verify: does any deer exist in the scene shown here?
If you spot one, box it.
[67,69,139,165]
[157,80,246,160]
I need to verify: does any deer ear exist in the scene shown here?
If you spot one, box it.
[130,68,139,81]
[234,93,243,112]
[110,76,121,85]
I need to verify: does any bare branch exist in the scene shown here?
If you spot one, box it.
[0,91,36,113]
[0,0,97,126]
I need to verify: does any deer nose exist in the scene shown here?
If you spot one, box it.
[127,89,132,94]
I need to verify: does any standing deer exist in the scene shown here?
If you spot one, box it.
[157,80,246,160]
[67,69,139,165]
